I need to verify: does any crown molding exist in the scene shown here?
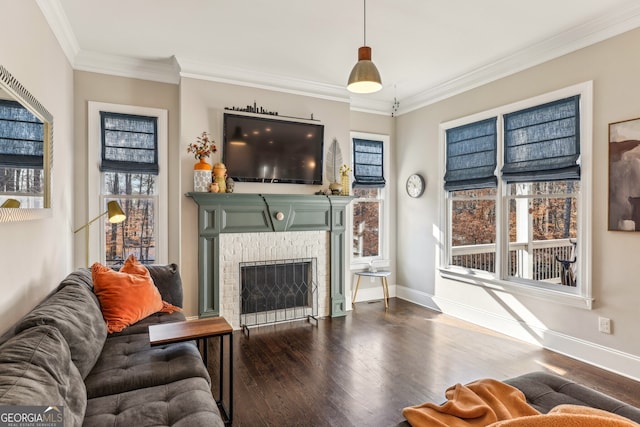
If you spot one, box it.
[37,0,80,65]
[176,57,350,104]
[38,0,640,116]
[348,96,394,116]
[397,0,640,115]
[74,51,181,85]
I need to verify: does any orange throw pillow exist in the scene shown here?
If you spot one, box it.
[92,255,180,333]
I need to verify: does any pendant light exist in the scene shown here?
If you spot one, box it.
[347,0,382,94]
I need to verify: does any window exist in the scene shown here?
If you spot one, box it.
[441,83,592,308]
[353,187,382,258]
[88,102,168,266]
[0,100,44,208]
[351,133,389,266]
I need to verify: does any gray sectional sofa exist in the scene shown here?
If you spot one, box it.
[0,265,224,427]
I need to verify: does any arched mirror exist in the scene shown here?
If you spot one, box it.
[0,65,53,222]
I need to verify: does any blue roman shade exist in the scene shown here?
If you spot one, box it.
[502,95,580,183]
[100,112,158,174]
[352,138,385,188]
[444,117,497,191]
[0,99,44,169]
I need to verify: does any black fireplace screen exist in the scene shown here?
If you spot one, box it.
[239,258,318,330]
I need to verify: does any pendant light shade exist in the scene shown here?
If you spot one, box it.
[347,46,382,93]
[347,0,382,94]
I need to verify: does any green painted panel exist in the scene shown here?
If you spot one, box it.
[199,207,218,237]
[221,207,271,232]
[288,208,331,231]
[330,229,347,317]
[199,235,219,317]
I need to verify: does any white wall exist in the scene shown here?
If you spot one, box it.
[395,27,640,379]
[0,1,75,334]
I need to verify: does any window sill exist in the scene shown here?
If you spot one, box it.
[438,267,593,310]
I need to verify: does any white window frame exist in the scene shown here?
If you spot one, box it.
[349,131,390,270]
[87,101,168,265]
[439,82,593,309]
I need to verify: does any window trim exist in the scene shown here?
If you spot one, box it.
[438,81,593,309]
[87,101,168,265]
[350,131,390,269]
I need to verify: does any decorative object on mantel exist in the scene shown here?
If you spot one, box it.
[340,164,352,196]
[188,132,217,192]
[326,138,344,195]
[328,182,343,195]
[225,177,235,193]
[209,182,219,193]
[212,162,227,193]
[224,102,318,122]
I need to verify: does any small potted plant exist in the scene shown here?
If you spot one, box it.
[188,132,217,170]
[189,132,217,192]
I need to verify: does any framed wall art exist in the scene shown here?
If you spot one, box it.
[609,117,640,231]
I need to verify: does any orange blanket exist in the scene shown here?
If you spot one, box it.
[488,404,640,427]
[402,379,539,427]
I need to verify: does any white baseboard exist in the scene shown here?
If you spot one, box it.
[395,285,640,382]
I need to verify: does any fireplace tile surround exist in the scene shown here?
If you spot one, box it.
[187,193,353,327]
[221,231,327,327]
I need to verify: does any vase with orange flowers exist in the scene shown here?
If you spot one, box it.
[189,132,217,191]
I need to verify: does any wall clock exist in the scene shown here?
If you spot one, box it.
[406,174,425,198]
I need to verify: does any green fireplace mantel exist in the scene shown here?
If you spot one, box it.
[187,193,353,318]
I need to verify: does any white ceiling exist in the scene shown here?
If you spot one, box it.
[39,0,640,115]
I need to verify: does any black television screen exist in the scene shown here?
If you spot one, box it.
[223,113,324,185]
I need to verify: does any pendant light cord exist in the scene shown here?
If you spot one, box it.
[363,0,367,46]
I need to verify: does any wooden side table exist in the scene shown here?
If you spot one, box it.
[352,270,391,309]
[149,317,234,424]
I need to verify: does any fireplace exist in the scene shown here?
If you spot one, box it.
[240,258,318,331]
[219,231,327,328]
[187,193,352,327]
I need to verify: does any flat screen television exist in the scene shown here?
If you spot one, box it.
[222,113,324,185]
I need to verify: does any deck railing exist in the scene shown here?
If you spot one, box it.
[451,239,575,285]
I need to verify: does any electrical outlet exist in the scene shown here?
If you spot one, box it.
[598,317,612,334]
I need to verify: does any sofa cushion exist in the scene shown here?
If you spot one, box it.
[84,325,210,399]
[84,377,224,427]
[15,281,107,379]
[91,255,179,333]
[0,325,87,427]
[108,310,187,338]
[504,371,640,423]
[146,263,184,308]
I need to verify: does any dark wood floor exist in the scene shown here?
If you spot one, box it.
[209,298,640,427]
